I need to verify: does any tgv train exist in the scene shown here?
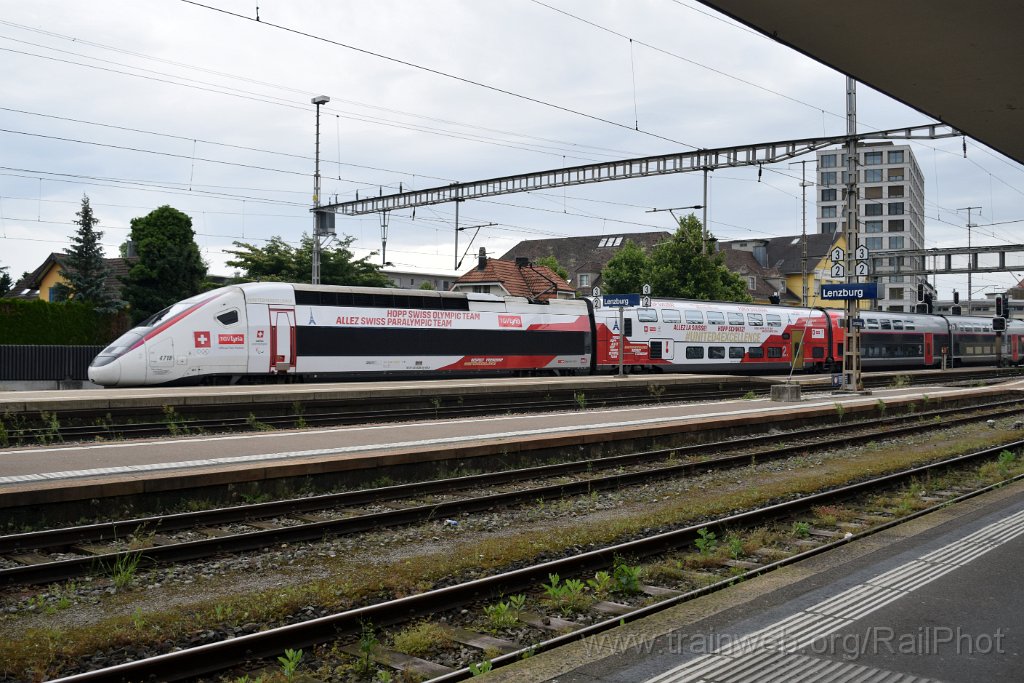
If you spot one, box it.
[88,282,1024,387]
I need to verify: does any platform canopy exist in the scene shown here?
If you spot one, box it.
[698,1,1024,165]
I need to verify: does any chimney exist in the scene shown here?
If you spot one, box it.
[477,247,487,271]
[515,257,529,268]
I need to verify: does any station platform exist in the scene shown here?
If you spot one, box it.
[1,377,1020,515]
[490,479,1024,683]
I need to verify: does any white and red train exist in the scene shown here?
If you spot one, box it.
[88,282,1024,387]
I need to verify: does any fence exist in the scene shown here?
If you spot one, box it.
[0,345,103,381]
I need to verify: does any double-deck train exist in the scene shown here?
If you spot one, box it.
[88,282,1024,387]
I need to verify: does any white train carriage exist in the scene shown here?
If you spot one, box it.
[89,283,595,387]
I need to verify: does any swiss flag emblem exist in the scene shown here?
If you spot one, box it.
[194,331,211,348]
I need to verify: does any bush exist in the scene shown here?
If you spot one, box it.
[0,299,128,344]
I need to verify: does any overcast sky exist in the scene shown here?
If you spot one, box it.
[2,0,1022,299]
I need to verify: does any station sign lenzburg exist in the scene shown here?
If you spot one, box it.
[820,283,878,300]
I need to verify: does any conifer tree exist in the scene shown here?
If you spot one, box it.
[51,195,123,312]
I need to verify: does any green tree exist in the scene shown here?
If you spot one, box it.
[50,195,123,313]
[418,281,436,290]
[122,205,207,322]
[225,234,391,287]
[0,264,12,297]
[536,255,569,281]
[601,215,750,302]
[600,240,651,294]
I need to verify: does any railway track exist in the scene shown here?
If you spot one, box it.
[33,434,1024,682]
[3,398,1021,590]
[3,368,1021,447]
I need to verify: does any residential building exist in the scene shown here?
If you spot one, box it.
[451,249,576,300]
[816,142,926,311]
[381,266,458,292]
[500,232,671,297]
[4,253,134,302]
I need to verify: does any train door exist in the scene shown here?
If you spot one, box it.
[649,339,674,362]
[923,333,934,366]
[270,307,297,373]
[789,329,804,370]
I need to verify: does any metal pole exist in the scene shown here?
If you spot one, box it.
[454,191,460,270]
[311,95,330,285]
[701,168,709,255]
[957,206,980,314]
[617,306,625,377]
[842,77,863,393]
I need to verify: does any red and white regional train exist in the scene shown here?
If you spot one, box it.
[88,282,1024,387]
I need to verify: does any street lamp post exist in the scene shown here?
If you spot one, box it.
[311,95,330,285]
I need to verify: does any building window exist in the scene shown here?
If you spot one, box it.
[889,275,904,283]
[888,168,905,181]
[821,222,837,233]
[888,202,904,215]
[888,219,905,232]
[864,151,883,165]
[820,154,837,168]
[865,220,883,233]
[473,285,490,294]
[865,237,883,249]
[864,169,883,183]
[820,171,836,185]
[821,206,837,218]
[821,188,836,201]
[864,186,883,199]
[747,276,756,291]
[889,236,905,249]
[578,273,590,287]
[888,185,904,198]
[865,204,883,216]
[890,287,905,300]
[888,150,905,163]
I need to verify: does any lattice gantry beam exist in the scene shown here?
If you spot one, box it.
[319,123,960,216]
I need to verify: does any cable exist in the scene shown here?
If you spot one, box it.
[179,0,698,149]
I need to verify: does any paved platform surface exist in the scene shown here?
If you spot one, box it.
[488,480,1024,683]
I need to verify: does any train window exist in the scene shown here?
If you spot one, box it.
[880,320,892,330]
[637,308,658,322]
[892,320,904,330]
[866,318,878,329]
[767,347,783,358]
[905,321,915,330]
[684,310,704,324]
[747,347,764,358]
[706,311,726,325]
[747,313,764,327]
[624,319,633,336]
[650,341,662,359]
[812,347,825,359]
[661,309,681,323]
[766,314,782,327]
[728,312,745,326]
[216,309,239,326]
[685,346,705,359]
[729,347,745,359]
[708,346,725,359]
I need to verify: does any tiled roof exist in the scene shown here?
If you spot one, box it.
[454,258,575,300]
[4,253,135,300]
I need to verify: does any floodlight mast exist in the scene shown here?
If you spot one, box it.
[311,95,330,285]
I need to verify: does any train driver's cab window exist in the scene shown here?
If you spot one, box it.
[766,314,782,328]
[637,308,658,322]
[746,313,764,327]
[892,320,904,330]
[661,309,681,323]
[706,311,726,325]
[216,309,240,326]
[685,346,705,359]
[708,346,725,359]
[728,312,745,326]
[866,318,879,329]
[880,320,892,330]
[747,347,764,358]
[684,310,704,324]
[729,347,745,359]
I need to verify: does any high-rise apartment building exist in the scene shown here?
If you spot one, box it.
[815,142,925,311]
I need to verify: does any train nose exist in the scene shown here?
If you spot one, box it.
[88,358,122,387]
